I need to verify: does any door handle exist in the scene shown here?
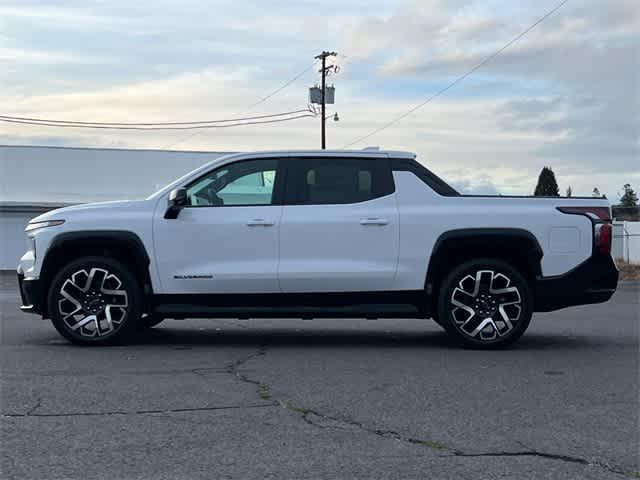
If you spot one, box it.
[247,219,274,227]
[359,218,389,226]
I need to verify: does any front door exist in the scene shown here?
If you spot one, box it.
[278,157,399,292]
[153,158,283,294]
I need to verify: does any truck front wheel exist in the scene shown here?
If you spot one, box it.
[47,256,143,345]
[437,258,533,348]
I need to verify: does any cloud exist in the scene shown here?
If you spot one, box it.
[451,176,501,195]
[339,0,639,199]
[0,46,117,65]
[1,0,638,202]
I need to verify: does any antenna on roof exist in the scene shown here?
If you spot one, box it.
[362,146,380,151]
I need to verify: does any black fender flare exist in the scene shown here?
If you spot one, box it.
[425,228,544,294]
[40,230,152,304]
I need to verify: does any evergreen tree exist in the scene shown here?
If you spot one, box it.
[620,183,638,207]
[533,167,560,196]
[565,186,572,197]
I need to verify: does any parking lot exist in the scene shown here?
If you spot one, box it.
[1,272,638,479]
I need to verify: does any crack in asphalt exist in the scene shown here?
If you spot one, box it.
[230,346,635,479]
[451,452,632,477]
[2,348,274,420]
[6,347,633,478]
[2,403,274,418]
[226,345,268,385]
[24,396,42,416]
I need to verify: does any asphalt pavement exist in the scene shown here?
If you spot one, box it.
[1,272,638,479]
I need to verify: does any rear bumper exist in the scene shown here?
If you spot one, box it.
[534,254,618,312]
[17,271,45,316]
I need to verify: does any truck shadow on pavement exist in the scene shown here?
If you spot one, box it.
[89,325,618,352]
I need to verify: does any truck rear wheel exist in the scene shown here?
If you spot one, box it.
[47,256,143,345]
[437,258,533,348]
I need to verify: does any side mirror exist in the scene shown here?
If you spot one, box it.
[164,188,187,219]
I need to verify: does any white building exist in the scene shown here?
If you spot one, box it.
[0,145,228,269]
[612,221,640,263]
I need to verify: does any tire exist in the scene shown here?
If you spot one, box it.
[47,256,143,345]
[437,258,533,349]
[140,314,164,329]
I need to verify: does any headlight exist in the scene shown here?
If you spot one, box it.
[25,219,65,232]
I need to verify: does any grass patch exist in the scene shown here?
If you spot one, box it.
[278,400,309,414]
[408,438,449,451]
[258,383,271,400]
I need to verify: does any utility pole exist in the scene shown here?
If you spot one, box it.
[314,51,337,149]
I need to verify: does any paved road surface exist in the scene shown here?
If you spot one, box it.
[1,273,638,479]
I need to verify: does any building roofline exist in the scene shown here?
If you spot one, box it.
[0,144,232,155]
[0,201,76,213]
[0,144,416,158]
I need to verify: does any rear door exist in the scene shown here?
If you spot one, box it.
[278,156,399,292]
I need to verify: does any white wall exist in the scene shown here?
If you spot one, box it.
[1,145,228,204]
[1,145,229,269]
[1,210,33,270]
[629,222,640,263]
[612,221,640,264]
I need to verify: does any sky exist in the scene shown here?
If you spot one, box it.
[1,0,638,200]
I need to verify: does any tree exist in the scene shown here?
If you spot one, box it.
[565,186,572,197]
[620,183,638,207]
[534,167,559,196]
[592,187,601,197]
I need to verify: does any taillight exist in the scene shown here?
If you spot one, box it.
[595,223,612,254]
[557,206,612,255]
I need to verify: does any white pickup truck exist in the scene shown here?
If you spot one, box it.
[17,150,618,348]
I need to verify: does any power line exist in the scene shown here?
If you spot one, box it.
[166,62,317,149]
[2,63,317,146]
[246,63,316,110]
[0,113,315,130]
[0,109,311,126]
[344,0,570,148]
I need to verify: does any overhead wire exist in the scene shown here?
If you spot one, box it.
[245,63,317,110]
[165,61,319,149]
[0,109,312,126]
[0,113,315,130]
[2,62,318,148]
[343,0,571,147]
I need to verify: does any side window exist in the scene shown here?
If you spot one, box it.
[286,158,393,205]
[186,159,278,206]
[392,159,459,197]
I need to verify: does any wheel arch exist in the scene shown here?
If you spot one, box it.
[425,228,543,311]
[40,230,152,316]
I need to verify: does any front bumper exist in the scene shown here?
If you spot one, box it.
[534,254,618,312]
[17,272,45,316]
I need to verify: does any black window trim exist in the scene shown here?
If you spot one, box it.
[182,157,286,208]
[281,156,396,206]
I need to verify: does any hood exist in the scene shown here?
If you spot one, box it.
[29,199,150,223]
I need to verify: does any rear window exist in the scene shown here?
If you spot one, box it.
[392,159,459,197]
[285,158,394,205]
